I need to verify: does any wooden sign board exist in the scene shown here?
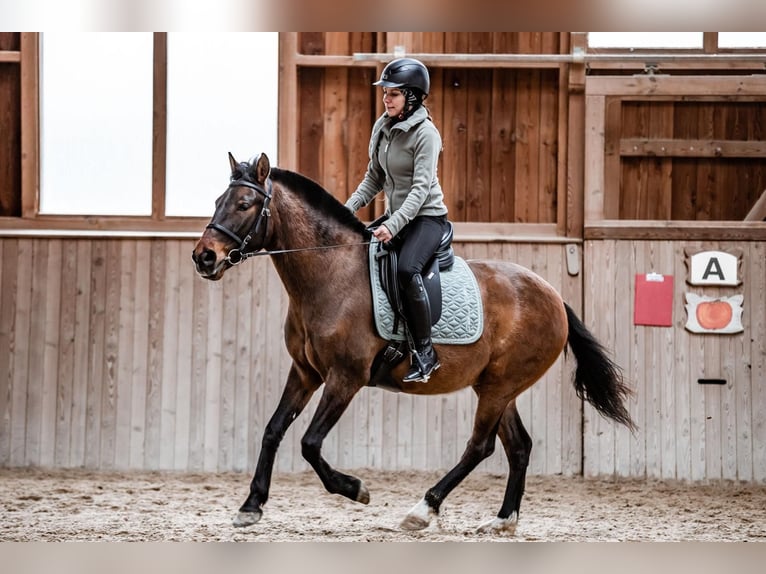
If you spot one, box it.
[684,248,742,286]
[684,293,744,334]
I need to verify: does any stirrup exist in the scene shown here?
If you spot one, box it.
[402,349,441,383]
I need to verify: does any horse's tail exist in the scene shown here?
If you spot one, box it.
[564,303,637,432]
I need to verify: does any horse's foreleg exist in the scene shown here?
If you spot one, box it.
[300,383,369,505]
[476,401,531,535]
[400,393,504,531]
[234,365,320,527]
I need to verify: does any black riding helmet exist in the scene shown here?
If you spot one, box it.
[373,58,430,96]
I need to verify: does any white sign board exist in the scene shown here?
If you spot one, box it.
[688,250,741,286]
[684,293,744,334]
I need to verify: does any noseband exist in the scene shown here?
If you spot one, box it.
[207,177,273,265]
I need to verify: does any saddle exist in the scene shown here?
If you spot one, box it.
[368,219,477,390]
[375,220,455,336]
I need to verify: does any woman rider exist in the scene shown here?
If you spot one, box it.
[345,58,450,383]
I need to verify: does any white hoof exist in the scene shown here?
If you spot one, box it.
[233,509,263,527]
[476,512,518,535]
[400,498,436,531]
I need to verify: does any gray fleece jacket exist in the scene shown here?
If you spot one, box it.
[345,106,448,237]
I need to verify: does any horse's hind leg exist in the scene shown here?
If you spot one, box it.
[235,364,320,527]
[400,393,505,531]
[477,400,532,534]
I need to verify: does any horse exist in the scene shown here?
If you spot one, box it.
[192,152,635,534]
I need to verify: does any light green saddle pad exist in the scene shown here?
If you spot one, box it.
[368,242,484,345]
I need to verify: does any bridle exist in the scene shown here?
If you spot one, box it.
[205,176,372,273]
[206,177,273,266]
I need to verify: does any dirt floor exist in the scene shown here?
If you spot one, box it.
[2,467,765,542]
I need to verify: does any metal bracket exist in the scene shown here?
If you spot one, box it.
[643,62,660,75]
[565,243,580,276]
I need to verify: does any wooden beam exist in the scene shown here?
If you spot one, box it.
[587,61,766,72]
[297,53,567,69]
[745,189,766,221]
[584,95,606,222]
[620,138,766,158]
[0,215,209,234]
[151,33,167,221]
[20,33,39,219]
[585,220,766,241]
[0,51,20,63]
[279,33,299,170]
[587,75,766,97]
[565,32,586,237]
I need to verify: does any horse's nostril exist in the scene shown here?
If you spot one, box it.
[201,249,216,265]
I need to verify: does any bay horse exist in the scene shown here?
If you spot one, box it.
[192,152,635,534]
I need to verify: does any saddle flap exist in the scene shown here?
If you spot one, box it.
[369,242,483,345]
[376,243,442,328]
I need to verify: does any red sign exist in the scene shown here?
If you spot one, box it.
[634,273,674,327]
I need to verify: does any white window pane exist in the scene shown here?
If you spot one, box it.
[719,32,766,48]
[165,33,279,217]
[588,32,703,49]
[40,33,153,215]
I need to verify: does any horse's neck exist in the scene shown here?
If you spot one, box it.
[268,204,368,303]
[270,245,367,305]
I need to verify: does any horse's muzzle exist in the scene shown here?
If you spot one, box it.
[192,247,227,280]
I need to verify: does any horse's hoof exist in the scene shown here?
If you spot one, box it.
[233,509,263,528]
[356,481,370,505]
[400,498,435,531]
[400,514,430,531]
[476,512,518,535]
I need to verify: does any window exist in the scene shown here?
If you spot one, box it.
[587,32,766,51]
[718,32,766,48]
[588,32,703,49]
[30,32,278,223]
[40,33,154,216]
[165,33,278,217]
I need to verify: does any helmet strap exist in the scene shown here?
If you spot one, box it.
[397,87,424,121]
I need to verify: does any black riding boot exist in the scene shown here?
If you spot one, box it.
[402,274,441,383]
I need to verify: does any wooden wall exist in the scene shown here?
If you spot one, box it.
[583,239,766,482]
[293,32,564,225]
[0,237,582,476]
[617,101,766,220]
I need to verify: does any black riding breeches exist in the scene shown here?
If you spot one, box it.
[395,215,449,287]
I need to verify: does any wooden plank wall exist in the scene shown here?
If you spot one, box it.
[583,239,766,482]
[614,101,766,220]
[295,32,562,225]
[0,237,582,477]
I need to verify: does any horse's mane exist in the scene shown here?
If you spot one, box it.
[269,167,372,239]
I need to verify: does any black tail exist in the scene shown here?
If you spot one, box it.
[564,303,636,432]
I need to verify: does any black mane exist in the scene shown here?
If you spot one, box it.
[269,167,372,239]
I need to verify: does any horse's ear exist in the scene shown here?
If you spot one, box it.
[249,153,271,185]
[228,152,239,175]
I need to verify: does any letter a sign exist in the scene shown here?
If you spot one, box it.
[686,250,742,286]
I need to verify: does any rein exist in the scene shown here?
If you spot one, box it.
[207,176,371,267]
[229,241,373,260]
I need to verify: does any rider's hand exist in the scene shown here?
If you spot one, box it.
[373,225,393,243]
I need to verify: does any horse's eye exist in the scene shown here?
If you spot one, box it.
[237,203,250,211]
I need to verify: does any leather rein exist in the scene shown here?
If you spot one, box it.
[207,176,371,267]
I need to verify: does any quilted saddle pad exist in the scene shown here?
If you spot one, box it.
[368,242,484,345]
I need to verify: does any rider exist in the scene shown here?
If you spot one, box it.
[345,58,450,383]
